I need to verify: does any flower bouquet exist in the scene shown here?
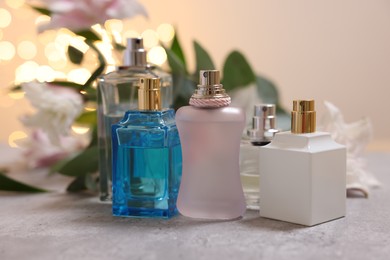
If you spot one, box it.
[1,0,287,193]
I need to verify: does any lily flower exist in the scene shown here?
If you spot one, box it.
[21,81,83,146]
[35,0,148,32]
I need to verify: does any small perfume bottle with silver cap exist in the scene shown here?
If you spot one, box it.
[259,100,346,226]
[111,77,182,218]
[240,104,279,210]
[176,70,246,220]
[98,38,173,201]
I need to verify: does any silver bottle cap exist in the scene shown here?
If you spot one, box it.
[122,38,147,67]
[191,70,229,99]
[247,104,279,144]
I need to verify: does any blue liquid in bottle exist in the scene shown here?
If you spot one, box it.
[112,109,182,218]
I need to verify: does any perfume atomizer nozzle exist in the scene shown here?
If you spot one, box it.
[247,104,279,144]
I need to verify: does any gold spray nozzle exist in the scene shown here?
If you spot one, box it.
[138,77,161,110]
[291,100,316,134]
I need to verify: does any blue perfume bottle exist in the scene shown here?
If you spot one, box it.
[111,77,182,218]
[98,38,173,202]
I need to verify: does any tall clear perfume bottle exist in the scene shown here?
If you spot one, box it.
[111,77,182,218]
[240,104,279,210]
[259,100,346,226]
[98,38,173,201]
[176,70,246,220]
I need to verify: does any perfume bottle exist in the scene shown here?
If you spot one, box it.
[111,77,182,218]
[240,104,279,210]
[259,100,346,226]
[176,70,246,220]
[98,38,173,201]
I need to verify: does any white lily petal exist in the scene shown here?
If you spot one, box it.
[21,81,83,147]
[321,100,380,196]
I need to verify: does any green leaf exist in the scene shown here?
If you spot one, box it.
[84,173,98,191]
[66,176,87,192]
[194,40,215,74]
[29,5,51,16]
[66,173,98,192]
[255,75,290,113]
[11,85,22,92]
[13,80,84,92]
[114,42,126,51]
[173,95,189,111]
[172,74,196,97]
[256,75,279,104]
[57,146,99,177]
[255,75,290,130]
[75,111,97,125]
[164,46,187,75]
[75,29,101,41]
[170,32,187,70]
[0,172,47,193]
[48,81,84,90]
[49,155,75,175]
[68,45,84,65]
[172,74,196,110]
[84,41,106,87]
[81,87,97,102]
[88,123,98,148]
[85,64,105,87]
[222,50,256,91]
[276,105,290,117]
[276,106,291,131]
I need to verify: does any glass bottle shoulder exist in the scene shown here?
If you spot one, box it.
[267,131,345,152]
[99,65,171,85]
[116,108,177,128]
[176,105,245,123]
[112,109,180,148]
[150,66,171,79]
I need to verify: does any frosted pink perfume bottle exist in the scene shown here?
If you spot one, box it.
[176,70,246,220]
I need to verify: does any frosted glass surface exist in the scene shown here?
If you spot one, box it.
[176,106,246,220]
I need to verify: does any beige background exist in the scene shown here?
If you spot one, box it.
[1,0,389,149]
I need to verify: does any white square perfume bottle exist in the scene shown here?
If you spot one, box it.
[259,100,346,226]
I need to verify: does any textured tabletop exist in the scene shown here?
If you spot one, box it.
[1,153,389,260]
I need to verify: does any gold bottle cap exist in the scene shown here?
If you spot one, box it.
[138,77,161,110]
[291,100,316,134]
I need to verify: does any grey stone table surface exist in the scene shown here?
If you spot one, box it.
[1,153,389,260]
